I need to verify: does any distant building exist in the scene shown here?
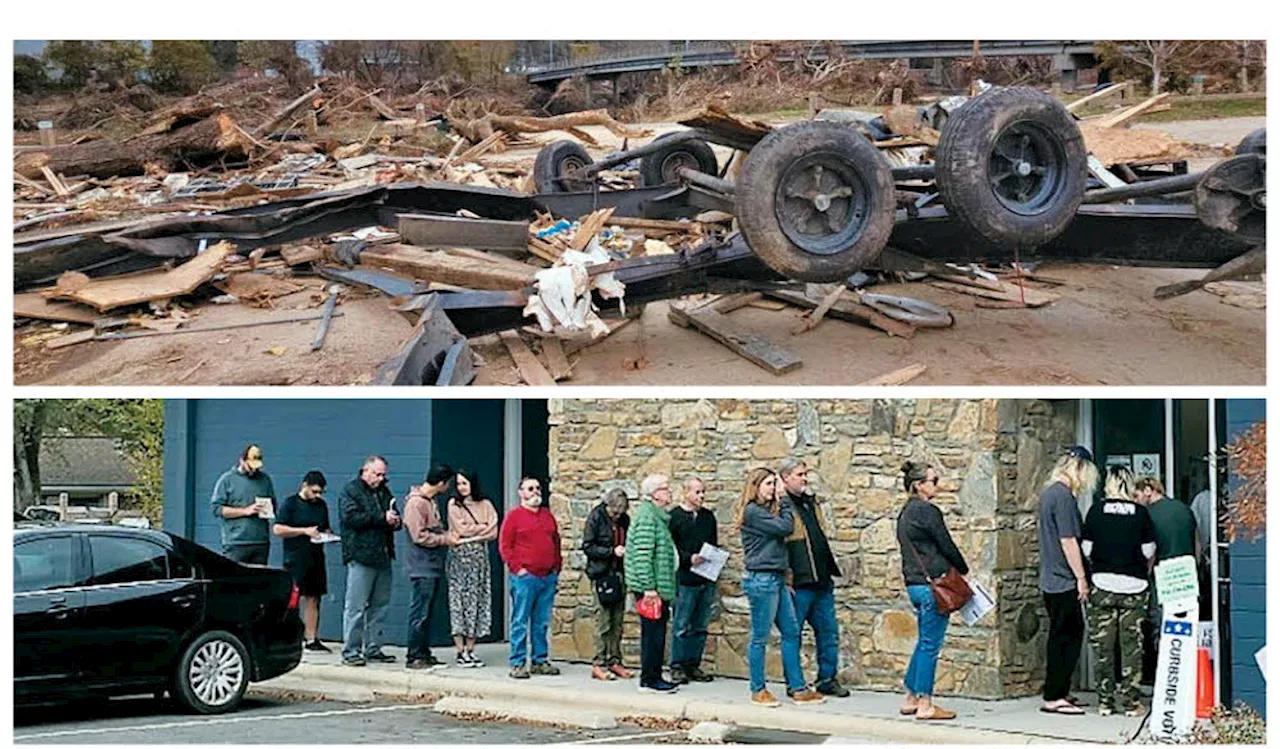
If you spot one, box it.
[39,436,135,509]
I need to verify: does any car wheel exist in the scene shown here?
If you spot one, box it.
[533,140,595,193]
[1235,128,1266,156]
[935,87,1086,249]
[174,630,250,715]
[638,133,719,186]
[735,120,895,282]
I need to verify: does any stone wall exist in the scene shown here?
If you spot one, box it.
[545,399,1075,699]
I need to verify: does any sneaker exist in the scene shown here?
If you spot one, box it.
[592,665,617,681]
[305,640,332,653]
[687,665,714,683]
[455,652,471,668]
[751,690,781,708]
[1124,704,1147,718]
[530,661,561,676]
[1098,704,1114,717]
[466,651,485,668]
[639,680,680,694]
[365,651,396,663]
[609,664,634,679]
[406,659,430,670]
[509,665,530,679]
[791,689,827,705]
[342,656,367,667]
[817,679,851,698]
[669,666,690,685]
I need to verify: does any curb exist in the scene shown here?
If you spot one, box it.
[263,664,1091,744]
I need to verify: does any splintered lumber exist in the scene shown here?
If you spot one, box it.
[398,214,530,254]
[1095,92,1172,129]
[366,94,401,121]
[453,110,650,148]
[563,317,634,356]
[499,330,558,386]
[571,207,617,251]
[215,273,305,305]
[677,104,773,149]
[44,241,235,312]
[855,363,927,386]
[361,244,536,290]
[710,292,764,314]
[14,293,98,324]
[927,279,1059,307]
[669,304,802,375]
[1079,122,1192,167]
[527,238,563,263]
[608,216,701,232]
[1065,82,1130,112]
[540,338,573,381]
[882,106,941,146]
[281,245,325,265]
[767,288,916,339]
[793,285,847,334]
[253,84,323,137]
[15,113,255,180]
[40,167,69,197]
[46,329,97,350]
[459,131,507,160]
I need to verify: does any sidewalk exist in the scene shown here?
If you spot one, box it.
[255,643,1146,745]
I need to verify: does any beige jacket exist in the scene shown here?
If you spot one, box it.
[447,497,499,542]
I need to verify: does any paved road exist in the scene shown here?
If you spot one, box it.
[12,695,689,744]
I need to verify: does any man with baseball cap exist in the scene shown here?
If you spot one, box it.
[211,444,276,565]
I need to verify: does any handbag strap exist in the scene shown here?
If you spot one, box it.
[904,534,936,585]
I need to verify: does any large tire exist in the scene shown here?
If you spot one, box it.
[638,133,719,186]
[173,630,250,715]
[936,87,1086,249]
[735,121,895,282]
[533,140,594,193]
[1235,128,1266,156]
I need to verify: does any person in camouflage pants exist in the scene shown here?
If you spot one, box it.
[1089,588,1150,713]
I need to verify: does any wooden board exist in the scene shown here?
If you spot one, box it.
[14,293,98,324]
[281,245,325,265]
[792,285,846,334]
[767,288,916,339]
[855,363,927,386]
[44,241,235,312]
[571,207,617,251]
[499,330,557,386]
[710,292,764,314]
[45,329,97,350]
[563,317,634,356]
[669,304,802,375]
[927,279,1059,307]
[397,214,530,254]
[361,244,536,290]
[540,338,573,381]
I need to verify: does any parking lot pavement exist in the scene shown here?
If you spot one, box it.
[12,695,688,744]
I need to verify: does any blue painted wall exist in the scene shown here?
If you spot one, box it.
[165,399,435,646]
[1224,399,1265,717]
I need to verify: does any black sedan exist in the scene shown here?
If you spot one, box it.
[14,525,302,714]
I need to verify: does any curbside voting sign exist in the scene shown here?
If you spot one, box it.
[1151,615,1198,740]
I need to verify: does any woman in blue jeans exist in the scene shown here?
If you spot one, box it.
[734,467,826,708]
[895,461,968,721]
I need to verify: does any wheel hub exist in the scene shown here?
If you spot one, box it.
[773,153,869,256]
[987,121,1066,216]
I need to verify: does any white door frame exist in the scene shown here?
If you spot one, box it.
[1207,398,1222,706]
[502,399,523,640]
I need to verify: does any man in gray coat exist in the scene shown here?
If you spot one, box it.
[210,444,275,565]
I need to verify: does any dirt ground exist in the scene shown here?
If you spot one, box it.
[16,264,1262,387]
[13,117,1265,387]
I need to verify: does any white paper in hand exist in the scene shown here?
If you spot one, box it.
[958,577,996,626]
[256,497,275,520]
[691,543,729,582]
[311,531,341,545]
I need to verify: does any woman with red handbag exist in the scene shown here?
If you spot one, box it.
[735,468,827,708]
[895,461,969,721]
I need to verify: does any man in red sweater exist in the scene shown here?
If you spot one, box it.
[499,475,562,679]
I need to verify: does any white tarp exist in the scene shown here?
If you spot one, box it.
[523,238,626,338]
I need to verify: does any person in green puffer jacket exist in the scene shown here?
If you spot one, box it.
[625,473,680,694]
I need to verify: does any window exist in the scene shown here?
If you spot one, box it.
[14,537,79,594]
[169,551,193,579]
[88,537,169,586]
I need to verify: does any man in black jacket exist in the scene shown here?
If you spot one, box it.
[669,477,718,684]
[781,459,849,698]
[339,455,402,667]
[583,488,632,680]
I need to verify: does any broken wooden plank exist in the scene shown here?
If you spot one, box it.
[253,84,322,137]
[570,207,617,251]
[927,279,1058,307]
[14,293,98,324]
[540,338,573,381]
[748,298,788,311]
[44,241,235,312]
[527,238,563,264]
[1096,92,1172,129]
[855,363,927,386]
[563,317,634,356]
[40,166,69,197]
[1064,82,1130,112]
[366,94,402,121]
[792,285,846,335]
[608,216,702,232]
[361,243,536,290]
[398,214,531,254]
[677,104,774,150]
[45,329,97,350]
[767,288,916,339]
[499,330,558,386]
[281,245,325,265]
[711,292,764,314]
[669,304,802,375]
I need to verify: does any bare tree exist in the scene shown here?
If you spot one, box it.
[1099,40,1208,95]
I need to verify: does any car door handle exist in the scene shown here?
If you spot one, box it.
[171,594,198,608]
[46,600,70,619]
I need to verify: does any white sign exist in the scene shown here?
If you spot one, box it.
[1256,646,1267,681]
[958,577,996,626]
[1151,615,1198,741]
[1106,454,1132,470]
[1134,453,1162,478]
[690,543,729,582]
[1155,556,1199,614]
